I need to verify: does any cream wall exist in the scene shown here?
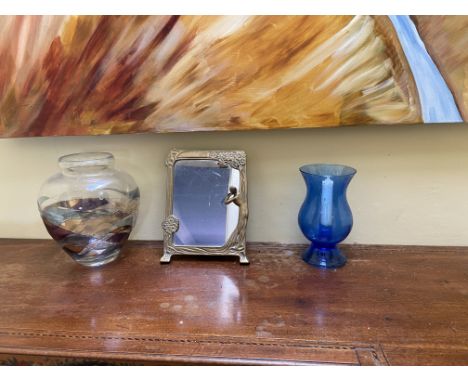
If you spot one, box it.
[1,124,468,245]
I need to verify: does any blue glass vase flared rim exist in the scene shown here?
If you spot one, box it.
[299,163,357,178]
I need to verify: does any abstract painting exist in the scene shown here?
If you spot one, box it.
[0,15,466,137]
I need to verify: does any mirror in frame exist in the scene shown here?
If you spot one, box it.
[161,149,249,264]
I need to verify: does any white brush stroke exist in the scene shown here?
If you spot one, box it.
[389,15,463,123]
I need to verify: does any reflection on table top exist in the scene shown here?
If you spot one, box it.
[0,239,467,365]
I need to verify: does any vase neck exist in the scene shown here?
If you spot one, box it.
[59,152,115,176]
[299,164,356,178]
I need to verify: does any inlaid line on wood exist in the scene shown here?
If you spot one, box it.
[0,329,388,365]
[0,329,380,352]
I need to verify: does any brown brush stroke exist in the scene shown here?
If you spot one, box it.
[26,16,181,137]
[151,15,420,133]
[411,16,467,121]
[373,16,421,121]
[0,15,424,137]
[331,16,421,127]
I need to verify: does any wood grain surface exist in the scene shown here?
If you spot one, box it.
[0,239,467,365]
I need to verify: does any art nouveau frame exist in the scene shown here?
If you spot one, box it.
[160,149,249,264]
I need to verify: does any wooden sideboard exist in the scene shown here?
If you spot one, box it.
[0,239,467,365]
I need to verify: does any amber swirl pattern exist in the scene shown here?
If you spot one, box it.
[3,15,466,137]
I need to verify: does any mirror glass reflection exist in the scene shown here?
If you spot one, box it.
[172,159,239,247]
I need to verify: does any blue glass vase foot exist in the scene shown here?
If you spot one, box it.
[302,244,347,269]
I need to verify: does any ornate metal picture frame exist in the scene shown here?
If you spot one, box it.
[161,149,249,264]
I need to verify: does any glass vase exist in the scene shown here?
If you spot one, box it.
[38,152,140,267]
[298,164,356,269]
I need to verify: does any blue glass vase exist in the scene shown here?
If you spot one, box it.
[298,164,356,269]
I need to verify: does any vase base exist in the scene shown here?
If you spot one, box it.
[72,249,121,267]
[302,245,347,269]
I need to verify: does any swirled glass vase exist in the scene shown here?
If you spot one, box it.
[298,164,356,269]
[38,152,140,267]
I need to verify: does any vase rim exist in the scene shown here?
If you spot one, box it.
[299,163,356,177]
[59,152,115,169]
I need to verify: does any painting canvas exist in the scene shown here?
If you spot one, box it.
[0,15,466,137]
